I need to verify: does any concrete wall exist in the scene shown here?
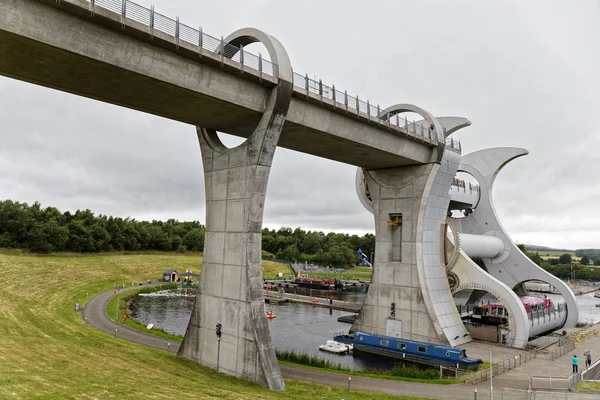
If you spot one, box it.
[353,149,470,347]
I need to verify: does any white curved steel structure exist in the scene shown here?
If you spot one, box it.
[355,141,578,349]
[452,249,530,348]
[454,147,578,328]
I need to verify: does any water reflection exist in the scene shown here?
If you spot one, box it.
[129,291,391,371]
[277,285,368,303]
[129,287,600,371]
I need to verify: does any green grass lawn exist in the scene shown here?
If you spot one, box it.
[262,259,294,279]
[576,381,600,390]
[302,271,372,281]
[0,251,423,399]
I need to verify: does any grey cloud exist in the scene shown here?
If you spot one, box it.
[0,0,599,247]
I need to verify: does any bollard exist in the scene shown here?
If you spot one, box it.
[347,376,351,391]
[168,342,171,352]
[473,389,477,400]
[84,317,88,324]
[114,328,118,337]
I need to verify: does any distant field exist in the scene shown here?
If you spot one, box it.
[0,252,414,399]
[531,250,581,261]
[534,250,576,257]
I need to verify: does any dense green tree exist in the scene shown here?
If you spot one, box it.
[0,200,376,261]
[301,232,322,254]
[183,228,205,251]
[580,255,590,265]
[277,243,301,262]
[559,253,573,264]
[67,220,95,252]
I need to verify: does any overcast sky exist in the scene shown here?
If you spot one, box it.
[1,0,599,249]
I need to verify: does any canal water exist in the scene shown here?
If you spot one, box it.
[129,288,600,371]
[129,288,391,371]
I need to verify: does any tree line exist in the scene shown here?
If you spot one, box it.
[0,200,205,253]
[518,244,600,281]
[262,227,375,267]
[0,200,375,267]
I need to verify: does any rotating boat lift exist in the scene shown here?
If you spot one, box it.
[355,124,578,349]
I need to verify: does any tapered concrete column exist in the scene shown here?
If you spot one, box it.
[353,147,470,347]
[178,28,292,390]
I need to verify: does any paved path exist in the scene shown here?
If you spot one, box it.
[83,288,599,399]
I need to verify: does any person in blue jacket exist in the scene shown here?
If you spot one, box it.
[572,355,578,373]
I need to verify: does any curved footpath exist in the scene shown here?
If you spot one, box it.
[83,287,590,399]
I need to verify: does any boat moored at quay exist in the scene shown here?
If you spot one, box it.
[294,277,346,290]
[333,332,482,370]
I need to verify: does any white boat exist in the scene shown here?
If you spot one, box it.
[318,340,353,354]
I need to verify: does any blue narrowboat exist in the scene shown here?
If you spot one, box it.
[333,332,482,370]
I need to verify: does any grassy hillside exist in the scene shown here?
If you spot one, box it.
[0,251,420,399]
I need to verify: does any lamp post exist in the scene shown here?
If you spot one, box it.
[490,349,493,400]
[216,323,222,371]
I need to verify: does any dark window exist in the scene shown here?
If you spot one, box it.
[390,214,402,261]
[380,340,389,347]
[417,346,427,353]
[397,343,406,350]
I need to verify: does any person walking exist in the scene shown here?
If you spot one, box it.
[585,350,592,368]
[329,294,333,305]
[572,355,579,373]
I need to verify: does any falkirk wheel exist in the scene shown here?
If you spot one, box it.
[353,128,578,350]
[171,27,580,391]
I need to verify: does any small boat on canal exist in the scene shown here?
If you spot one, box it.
[333,332,482,370]
[294,278,346,290]
[319,340,352,354]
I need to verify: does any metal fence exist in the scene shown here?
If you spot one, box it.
[582,358,600,380]
[550,339,576,361]
[500,389,600,400]
[75,0,461,148]
[462,350,538,384]
[452,178,480,193]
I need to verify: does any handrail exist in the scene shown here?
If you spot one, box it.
[74,0,461,148]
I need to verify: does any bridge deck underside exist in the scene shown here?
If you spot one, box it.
[0,0,434,169]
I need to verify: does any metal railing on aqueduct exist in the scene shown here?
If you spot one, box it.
[81,0,461,150]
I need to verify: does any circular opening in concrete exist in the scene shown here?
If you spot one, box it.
[240,42,272,63]
[449,171,480,219]
[215,131,246,149]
